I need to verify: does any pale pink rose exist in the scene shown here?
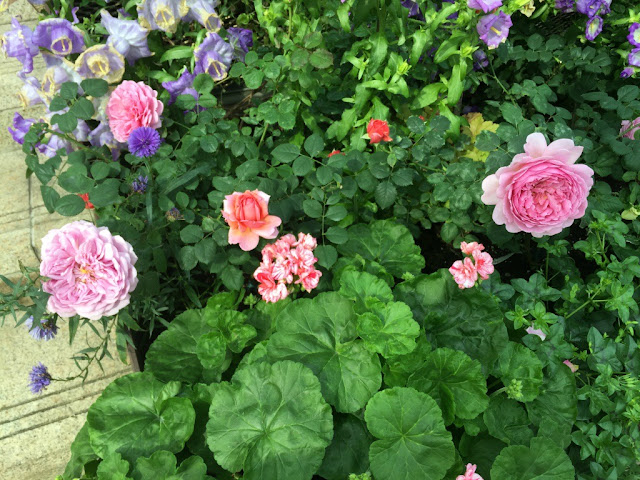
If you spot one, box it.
[526,326,546,341]
[39,221,138,320]
[106,80,164,142]
[460,241,484,255]
[449,257,478,289]
[620,118,640,140]
[457,463,484,480]
[563,360,578,373]
[222,190,282,251]
[481,133,594,237]
[472,250,494,280]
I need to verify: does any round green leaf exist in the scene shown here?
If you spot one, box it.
[491,437,575,480]
[206,361,333,480]
[483,396,534,446]
[63,422,98,480]
[526,366,577,433]
[268,292,382,413]
[498,342,544,402]
[338,270,393,314]
[310,48,334,69]
[338,221,425,277]
[97,452,130,480]
[318,414,372,480]
[81,78,109,97]
[87,373,195,464]
[131,450,208,480]
[180,225,204,244]
[55,194,86,216]
[357,299,420,357]
[365,387,455,480]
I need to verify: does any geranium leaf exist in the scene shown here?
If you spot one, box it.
[268,292,382,412]
[365,387,455,480]
[206,361,333,480]
[338,269,393,314]
[318,414,372,480]
[63,423,98,480]
[491,437,575,480]
[483,396,534,446]
[526,366,577,440]
[497,342,544,402]
[357,299,420,357]
[131,450,209,480]
[97,452,130,480]
[87,373,195,465]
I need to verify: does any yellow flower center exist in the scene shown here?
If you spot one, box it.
[88,54,110,77]
[154,7,175,31]
[52,36,72,55]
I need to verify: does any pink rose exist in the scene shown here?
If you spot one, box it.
[367,119,392,144]
[449,257,478,289]
[106,80,164,142]
[40,221,138,320]
[481,133,594,237]
[457,463,484,480]
[222,190,282,251]
[621,117,640,140]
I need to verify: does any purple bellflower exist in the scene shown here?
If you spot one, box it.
[629,48,640,68]
[227,27,253,61]
[620,67,635,78]
[75,44,125,84]
[101,10,152,66]
[477,12,512,50]
[162,69,198,104]
[185,0,221,32]
[194,32,233,81]
[585,15,603,41]
[8,112,36,145]
[137,0,189,34]
[0,18,39,74]
[467,0,502,13]
[32,19,85,57]
[629,23,640,48]
[555,0,575,12]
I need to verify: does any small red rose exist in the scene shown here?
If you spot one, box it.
[78,193,94,210]
[367,119,392,144]
[328,150,342,158]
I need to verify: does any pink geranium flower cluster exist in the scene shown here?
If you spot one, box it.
[449,242,494,289]
[253,233,322,303]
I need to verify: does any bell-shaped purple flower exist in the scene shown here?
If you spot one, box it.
[621,67,635,78]
[473,49,489,70]
[17,74,46,107]
[585,15,603,41]
[477,12,512,50]
[137,0,190,34]
[467,0,502,13]
[555,0,575,12]
[630,48,640,68]
[194,32,233,81]
[575,0,607,17]
[33,19,85,57]
[41,66,70,102]
[39,134,72,158]
[227,27,253,61]
[75,44,125,84]
[185,0,221,32]
[101,10,152,66]
[162,69,199,104]
[401,0,425,20]
[0,18,39,74]
[8,112,37,145]
[628,23,640,48]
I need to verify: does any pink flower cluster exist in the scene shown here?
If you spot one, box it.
[253,233,322,303]
[457,463,484,480]
[449,242,494,289]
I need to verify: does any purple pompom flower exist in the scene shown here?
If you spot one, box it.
[128,127,162,157]
[131,175,149,193]
[629,23,640,48]
[621,67,635,78]
[585,15,603,41]
[185,0,221,32]
[162,69,198,105]
[194,32,233,81]
[467,0,502,13]
[101,10,152,66]
[227,27,253,61]
[473,49,489,70]
[629,48,640,68]
[33,19,85,57]
[29,363,52,394]
[137,0,189,34]
[8,112,36,145]
[25,316,58,341]
[75,44,125,84]
[477,12,512,50]
[0,18,39,74]
[555,0,574,12]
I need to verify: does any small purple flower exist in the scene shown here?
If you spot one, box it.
[194,32,233,81]
[162,70,198,105]
[128,127,162,157]
[137,0,189,34]
[101,10,152,66]
[630,48,640,68]
[629,23,640,48]
[0,18,39,74]
[467,0,502,13]
[39,134,72,158]
[401,0,425,20]
[89,121,125,160]
[18,74,45,107]
[186,0,221,32]
[41,66,70,102]
[75,44,125,84]
[33,19,85,57]
[473,49,489,70]
[477,12,512,50]
[227,27,253,61]
[131,175,149,194]
[576,0,603,17]
[585,15,603,41]
[555,0,575,12]
[621,67,635,78]
[29,363,52,394]
[25,316,58,341]
[166,207,182,221]
[8,112,36,145]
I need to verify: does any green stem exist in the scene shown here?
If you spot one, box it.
[258,122,270,148]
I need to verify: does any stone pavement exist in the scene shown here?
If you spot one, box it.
[0,2,134,478]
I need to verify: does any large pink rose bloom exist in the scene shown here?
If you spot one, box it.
[106,80,163,142]
[222,190,282,251]
[40,221,138,320]
[481,133,594,237]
